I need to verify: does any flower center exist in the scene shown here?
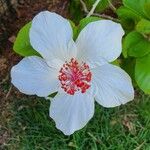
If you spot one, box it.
[58,58,92,95]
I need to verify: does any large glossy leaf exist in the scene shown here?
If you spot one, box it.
[136,19,150,34]
[135,53,150,94]
[13,22,40,57]
[117,6,140,31]
[123,0,150,20]
[123,31,150,57]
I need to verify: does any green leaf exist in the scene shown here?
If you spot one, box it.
[116,6,140,31]
[136,19,150,34]
[122,37,128,58]
[85,0,110,13]
[135,53,150,94]
[49,92,58,98]
[121,58,136,86]
[13,22,40,57]
[77,16,100,36]
[123,31,150,57]
[144,2,150,18]
[111,59,120,66]
[69,0,83,23]
[69,20,78,40]
[123,0,150,20]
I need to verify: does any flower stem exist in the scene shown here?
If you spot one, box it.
[86,0,102,17]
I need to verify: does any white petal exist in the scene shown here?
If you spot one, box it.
[47,58,64,70]
[30,11,77,64]
[76,20,124,66]
[50,93,94,135]
[92,64,134,107]
[11,56,59,97]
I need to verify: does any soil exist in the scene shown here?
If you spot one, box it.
[0,0,69,147]
[0,0,70,95]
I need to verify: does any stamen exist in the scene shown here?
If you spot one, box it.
[58,58,92,95]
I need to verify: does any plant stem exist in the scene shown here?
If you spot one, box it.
[86,0,102,17]
[80,0,88,13]
[93,13,120,22]
[107,0,116,12]
[80,0,119,22]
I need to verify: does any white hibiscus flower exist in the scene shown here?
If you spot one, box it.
[11,11,134,135]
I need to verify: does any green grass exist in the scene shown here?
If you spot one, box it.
[5,93,150,150]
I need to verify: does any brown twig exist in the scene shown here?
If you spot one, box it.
[80,0,88,13]
[0,74,9,85]
[92,13,120,22]
[79,0,119,22]
[86,0,102,17]
[107,0,117,13]
[5,84,12,99]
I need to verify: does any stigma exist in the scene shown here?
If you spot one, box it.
[58,58,92,95]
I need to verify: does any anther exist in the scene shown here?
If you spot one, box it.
[58,58,92,95]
